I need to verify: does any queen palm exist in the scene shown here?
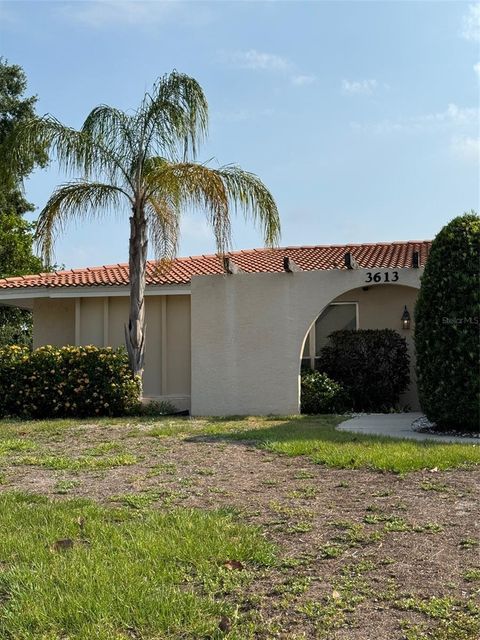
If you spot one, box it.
[10,72,280,380]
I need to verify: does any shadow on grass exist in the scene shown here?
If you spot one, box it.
[186,415,480,474]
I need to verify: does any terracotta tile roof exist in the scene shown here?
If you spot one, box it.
[0,241,431,290]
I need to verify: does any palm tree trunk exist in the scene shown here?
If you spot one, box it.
[125,205,148,381]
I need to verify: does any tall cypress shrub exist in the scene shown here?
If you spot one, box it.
[415,212,480,432]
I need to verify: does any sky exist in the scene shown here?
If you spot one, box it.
[0,0,479,269]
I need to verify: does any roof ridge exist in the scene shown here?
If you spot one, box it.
[0,240,433,290]
[32,240,432,274]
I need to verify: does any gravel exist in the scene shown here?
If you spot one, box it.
[411,415,479,439]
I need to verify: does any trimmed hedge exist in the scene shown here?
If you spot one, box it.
[318,329,410,412]
[0,345,141,419]
[301,370,350,414]
[415,212,480,432]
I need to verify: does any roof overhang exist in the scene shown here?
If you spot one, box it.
[0,283,191,308]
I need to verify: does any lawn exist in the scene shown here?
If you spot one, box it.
[0,415,479,639]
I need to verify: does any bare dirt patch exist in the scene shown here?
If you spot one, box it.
[1,420,479,639]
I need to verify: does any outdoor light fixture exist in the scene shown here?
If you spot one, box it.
[401,305,411,330]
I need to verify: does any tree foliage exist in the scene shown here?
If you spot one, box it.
[415,212,480,432]
[0,59,46,347]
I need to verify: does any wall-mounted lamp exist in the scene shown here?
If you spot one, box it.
[401,305,411,330]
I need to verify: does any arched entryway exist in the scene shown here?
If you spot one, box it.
[299,284,420,410]
[191,267,422,416]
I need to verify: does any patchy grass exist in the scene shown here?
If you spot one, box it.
[463,568,480,582]
[459,538,479,550]
[54,479,80,494]
[11,453,138,471]
[0,438,37,454]
[0,492,275,640]
[1,415,478,473]
[219,416,480,473]
[421,480,451,492]
[396,595,480,639]
[0,415,478,638]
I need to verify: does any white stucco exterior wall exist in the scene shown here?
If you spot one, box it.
[190,268,422,416]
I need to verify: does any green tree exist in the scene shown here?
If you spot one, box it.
[9,71,280,380]
[414,212,480,432]
[0,58,46,347]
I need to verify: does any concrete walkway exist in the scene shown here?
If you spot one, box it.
[337,413,479,444]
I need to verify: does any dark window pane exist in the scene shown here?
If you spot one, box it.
[315,304,357,356]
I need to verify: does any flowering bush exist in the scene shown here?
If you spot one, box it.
[0,345,141,419]
[300,370,350,414]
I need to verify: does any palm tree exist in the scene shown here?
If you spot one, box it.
[9,72,280,380]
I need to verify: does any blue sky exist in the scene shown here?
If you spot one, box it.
[1,0,479,269]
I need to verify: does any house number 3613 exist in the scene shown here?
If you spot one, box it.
[365,271,399,283]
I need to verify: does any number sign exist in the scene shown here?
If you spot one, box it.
[365,271,399,283]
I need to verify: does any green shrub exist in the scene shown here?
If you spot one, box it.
[0,345,141,419]
[138,399,178,416]
[300,370,350,414]
[318,329,410,412]
[415,212,480,432]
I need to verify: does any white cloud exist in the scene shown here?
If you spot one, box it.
[223,49,315,87]
[461,3,480,41]
[352,103,479,134]
[60,0,210,28]
[291,74,316,86]
[227,49,292,72]
[474,62,480,77]
[442,103,478,125]
[451,135,480,162]
[342,78,378,95]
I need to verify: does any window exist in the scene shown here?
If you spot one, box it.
[302,302,358,370]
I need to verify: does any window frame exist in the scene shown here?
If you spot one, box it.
[303,301,359,370]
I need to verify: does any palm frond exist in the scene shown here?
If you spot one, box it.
[144,161,280,254]
[35,182,130,265]
[81,105,136,173]
[7,115,130,187]
[144,160,231,255]
[140,72,208,162]
[144,195,180,267]
[213,165,281,247]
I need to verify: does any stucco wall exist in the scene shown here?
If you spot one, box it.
[33,298,75,347]
[333,285,419,409]
[33,294,191,410]
[191,268,422,416]
[79,298,104,346]
[166,295,191,396]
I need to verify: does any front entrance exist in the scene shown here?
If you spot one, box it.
[191,267,422,416]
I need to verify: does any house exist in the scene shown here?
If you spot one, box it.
[0,240,430,415]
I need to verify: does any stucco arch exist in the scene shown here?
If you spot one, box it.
[298,281,422,410]
[190,267,422,416]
